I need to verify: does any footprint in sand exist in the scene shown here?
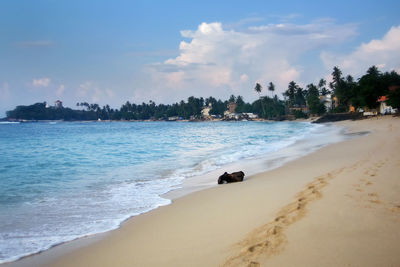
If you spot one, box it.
[248,244,263,252]
[367,192,381,204]
[275,215,286,222]
[389,204,400,213]
[364,170,377,177]
[224,172,336,266]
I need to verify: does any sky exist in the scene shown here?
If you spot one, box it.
[1,0,400,116]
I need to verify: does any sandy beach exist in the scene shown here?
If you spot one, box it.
[5,116,400,267]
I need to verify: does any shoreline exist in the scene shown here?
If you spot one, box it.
[2,121,342,265]
[3,116,400,266]
[164,122,347,200]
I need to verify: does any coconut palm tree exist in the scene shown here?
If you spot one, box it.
[254,82,265,117]
[268,82,275,98]
[254,83,262,97]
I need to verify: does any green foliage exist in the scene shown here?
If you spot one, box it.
[306,83,326,115]
[283,81,296,106]
[293,110,308,119]
[295,86,306,107]
[267,82,275,97]
[235,95,252,113]
[325,65,400,111]
[6,102,99,121]
[254,83,262,96]
[351,67,400,109]
[283,81,306,107]
[318,78,330,96]
[329,66,352,107]
[387,87,400,108]
[330,105,348,113]
[209,99,227,116]
[355,66,385,108]
[6,96,225,121]
[252,96,285,119]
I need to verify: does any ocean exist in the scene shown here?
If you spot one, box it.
[0,121,345,263]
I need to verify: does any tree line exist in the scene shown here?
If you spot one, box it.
[5,95,285,121]
[5,65,400,121]
[283,66,400,114]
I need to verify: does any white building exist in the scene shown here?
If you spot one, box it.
[201,103,212,118]
[319,94,332,111]
[378,96,397,114]
[54,100,63,108]
[243,113,258,119]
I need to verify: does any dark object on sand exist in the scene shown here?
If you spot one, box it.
[218,171,245,184]
[312,113,363,123]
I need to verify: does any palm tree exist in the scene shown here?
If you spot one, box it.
[295,86,306,107]
[254,82,265,117]
[254,83,262,97]
[318,78,330,96]
[268,82,275,98]
[366,65,380,76]
[284,81,297,107]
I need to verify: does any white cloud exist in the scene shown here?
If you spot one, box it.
[33,77,51,87]
[240,74,249,82]
[321,25,400,76]
[105,89,115,98]
[56,85,65,97]
[148,20,357,101]
[76,81,115,104]
[0,82,10,101]
[77,82,92,97]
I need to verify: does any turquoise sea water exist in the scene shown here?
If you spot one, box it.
[0,121,339,263]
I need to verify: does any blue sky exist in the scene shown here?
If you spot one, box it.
[1,0,400,116]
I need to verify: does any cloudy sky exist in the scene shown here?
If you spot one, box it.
[1,0,399,116]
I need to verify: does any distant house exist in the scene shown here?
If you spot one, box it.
[377,95,396,115]
[332,96,339,109]
[167,116,180,121]
[54,100,63,108]
[225,112,240,120]
[201,103,212,119]
[227,102,237,114]
[319,94,333,111]
[242,113,258,119]
[222,102,259,121]
[223,102,239,119]
[375,85,399,115]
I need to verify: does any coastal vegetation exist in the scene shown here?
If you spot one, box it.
[4,66,400,121]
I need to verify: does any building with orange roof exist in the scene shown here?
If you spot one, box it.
[377,95,396,115]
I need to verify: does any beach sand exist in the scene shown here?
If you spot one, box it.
[5,116,400,267]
